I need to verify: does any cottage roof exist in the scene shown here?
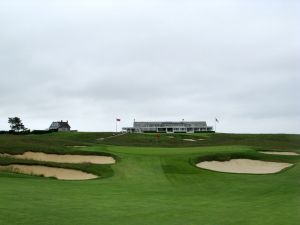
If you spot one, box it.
[134,121,207,128]
[49,121,71,130]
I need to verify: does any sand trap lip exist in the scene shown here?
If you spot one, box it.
[183,139,196,142]
[196,159,293,174]
[66,146,88,148]
[0,152,115,164]
[259,151,299,156]
[0,164,98,180]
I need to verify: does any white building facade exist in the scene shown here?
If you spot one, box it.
[123,121,213,133]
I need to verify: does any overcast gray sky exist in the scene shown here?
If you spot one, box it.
[0,0,299,133]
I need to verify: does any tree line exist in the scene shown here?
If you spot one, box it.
[1,117,57,135]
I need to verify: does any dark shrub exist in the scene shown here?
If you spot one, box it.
[31,130,56,134]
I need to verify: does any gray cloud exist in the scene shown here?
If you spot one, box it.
[0,0,299,133]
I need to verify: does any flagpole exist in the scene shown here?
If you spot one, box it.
[215,119,216,133]
[215,118,217,133]
[116,120,117,133]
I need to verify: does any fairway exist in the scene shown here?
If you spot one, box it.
[0,132,299,225]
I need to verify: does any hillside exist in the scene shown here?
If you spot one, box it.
[0,132,299,225]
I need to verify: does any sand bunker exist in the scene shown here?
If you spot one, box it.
[0,152,115,164]
[183,139,196,142]
[0,164,98,180]
[259,151,299,156]
[196,159,293,174]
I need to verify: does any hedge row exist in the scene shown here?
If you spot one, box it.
[0,129,57,135]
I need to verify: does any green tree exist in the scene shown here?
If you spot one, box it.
[8,117,27,132]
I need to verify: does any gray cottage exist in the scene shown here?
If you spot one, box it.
[49,120,71,132]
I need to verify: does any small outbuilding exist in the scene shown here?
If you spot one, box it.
[49,120,71,132]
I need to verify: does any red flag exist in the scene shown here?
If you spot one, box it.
[116,118,121,122]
